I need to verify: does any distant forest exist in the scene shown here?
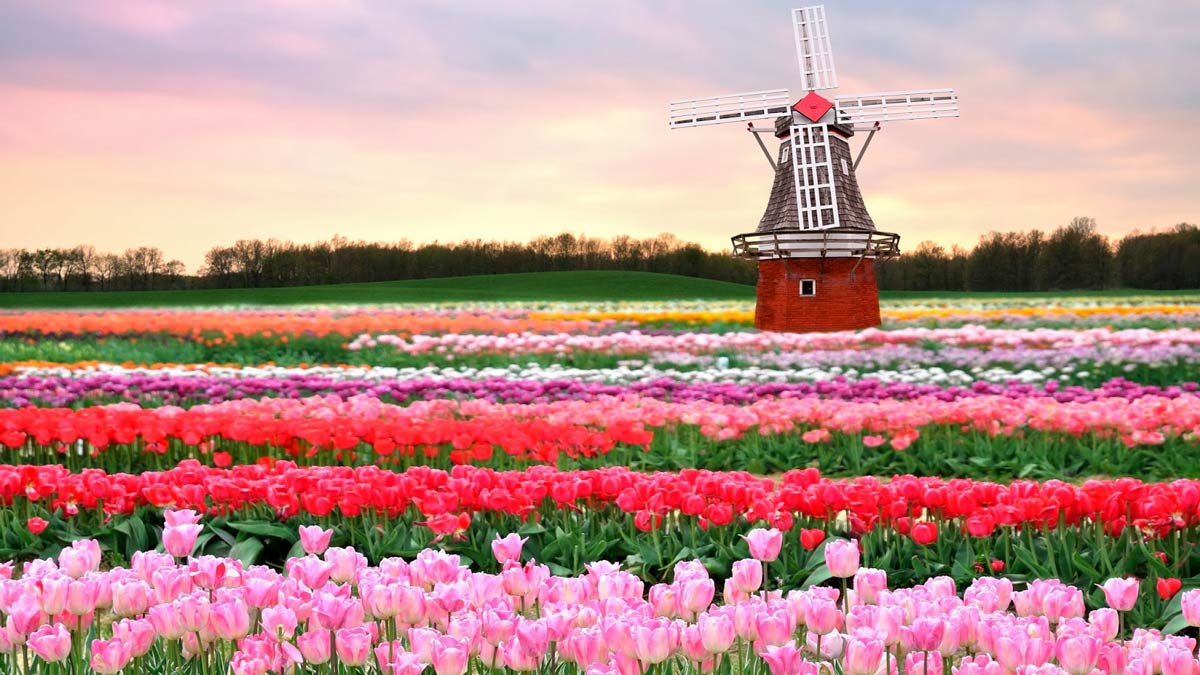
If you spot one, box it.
[2,218,1197,293]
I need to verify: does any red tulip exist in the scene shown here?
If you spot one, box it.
[1157,578,1183,600]
[911,521,939,546]
[799,528,827,551]
[26,517,48,535]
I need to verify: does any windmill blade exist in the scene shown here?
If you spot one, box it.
[834,89,959,125]
[789,124,841,230]
[669,89,791,129]
[792,6,838,91]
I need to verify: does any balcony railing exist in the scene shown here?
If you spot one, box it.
[731,227,900,260]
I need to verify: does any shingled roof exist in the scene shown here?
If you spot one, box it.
[756,117,877,233]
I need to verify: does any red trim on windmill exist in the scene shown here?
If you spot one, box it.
[794,91,833,122]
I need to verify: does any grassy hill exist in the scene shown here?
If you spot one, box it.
[2,272,1195,308]
[0,271,756,308]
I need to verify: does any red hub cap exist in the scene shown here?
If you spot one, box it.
[794,91,833,122]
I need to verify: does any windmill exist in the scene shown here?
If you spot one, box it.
[669,5,959,332]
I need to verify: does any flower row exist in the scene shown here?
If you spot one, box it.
[2,523,1199,675]
[0,309,620,339]
[348,327,1200,356]
[4,366,1195,409]
[4,462,1200,595]
[2,393,1199,477]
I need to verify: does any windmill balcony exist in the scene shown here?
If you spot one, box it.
[731,226,900,260]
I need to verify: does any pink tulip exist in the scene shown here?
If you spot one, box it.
[730,559,763,595]
[58,540,100,578]
[299,526,333,555]
[491,533,527,565]
[678,578,716,616]
[90,638,133,675]
[843,636,885,675]
[325,547,366,584]
[38,574,69,616]
[633,620,678,665]
[907,649,944,675]
[112,618,156,658]
[287,556,336,589]
[803,597,841,635]
[1098,578,1140,611]
[904,617,946,652]
[298,628,332,664]
[1161,648,1198,675]
[1057,635,1103,675]
[503,637,542,671]
[431,636,470,675]
[162,524,203,558]
[566,628,606,665]
[148,604,186,640]
[954,655,1006,675]
[649,584,678,618]
[756,608,794,648]
[1088,608,1119,641]
[26,623,70,663]
[760,641,812,675]
[7,593,44,637]
[314,592,358,631]
[853,568,888,605]
[824,539,860,578]
[744,528,783,563]
[163,509,202,527]
[65,577,100,616]
[676,625,708,663]
[1098,642,1129,675]
[336,626,373,666]
[209,597,251,641]
[697,612,736,654]
[151,566,193,605]
[176,591,211,632]
[1181,589,1200,627]
[111,580,151,618]
[262,605,298,640]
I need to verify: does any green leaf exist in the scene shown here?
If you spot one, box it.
[114,518,148,552]
[1162,613,1189,635]
[801,565,833,589]
[1071,553,1103,579]
[228,521,297,541]
[229,538,265,566]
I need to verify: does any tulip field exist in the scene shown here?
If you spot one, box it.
[2,294,1200,674]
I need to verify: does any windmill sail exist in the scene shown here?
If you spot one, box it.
[668,89,791,129]
[790,124,840,230]
[835,89,959,125]
[793,6,838,91]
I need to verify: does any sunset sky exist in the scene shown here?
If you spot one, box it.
[1,1,1196,271]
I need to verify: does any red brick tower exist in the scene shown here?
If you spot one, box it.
[668,5,959,332]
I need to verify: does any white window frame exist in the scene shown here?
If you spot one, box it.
[780,144,791,164]
[799,278,817,296]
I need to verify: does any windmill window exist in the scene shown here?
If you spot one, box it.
[780,145,791,164]
[800,279,816,296]
[841,158,850,175]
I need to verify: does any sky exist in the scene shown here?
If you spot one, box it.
[1,0,1197,271]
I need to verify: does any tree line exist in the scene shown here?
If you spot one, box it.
[0,234,757,292]
[2,219,1196,293]
[876,218,1200,292]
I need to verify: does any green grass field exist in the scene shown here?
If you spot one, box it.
[0,271,1195,308]
[0,271,756,308]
